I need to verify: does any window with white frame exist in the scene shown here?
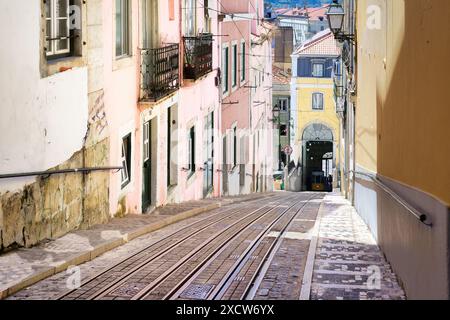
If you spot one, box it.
[279,98,289,112]
[240,40,246,82]
[121,134,132,188]
[312,63,324,77]
[232,43,238,88]
[45,0,71,58]
[115,0,131,58]
[184,0,196,36]
[222,45,229,94]
[203,0,211,33]
[143,122,150,162]
[312,93,324,110]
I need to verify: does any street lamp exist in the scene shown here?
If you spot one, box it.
[273,104,282,171]
[326,0,354,42]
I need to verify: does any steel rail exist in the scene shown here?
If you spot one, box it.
[214,194,320,300]
[57,194,277,300]
[87,206,259,300]
[162,194,308,300]
[92,203,269,300]
[94,195,293,300]
[133,195,302,300]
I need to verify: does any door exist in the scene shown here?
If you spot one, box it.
[142,121,151,212]
[222,136,228,194]
[203,112,214,196]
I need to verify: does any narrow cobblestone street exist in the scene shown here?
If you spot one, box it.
[1,0,448,306]
[3,192,405,301]
[310,195,406,300]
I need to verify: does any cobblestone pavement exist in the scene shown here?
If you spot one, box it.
[310,194,406,300]
[4,192,406,300]
[8,192,316,300]
[253,197,322,300]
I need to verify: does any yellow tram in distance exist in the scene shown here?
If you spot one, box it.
[311,171,332,192]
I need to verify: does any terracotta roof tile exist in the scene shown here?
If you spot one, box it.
[273,65,291,85]
[275,5,328,21]
[293,29,340,56]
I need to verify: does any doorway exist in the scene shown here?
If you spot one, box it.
[203,112,214,197]
[222,136,228,195]
[142,120,152,211]
[301,123,334,191]
[304,141,333,191]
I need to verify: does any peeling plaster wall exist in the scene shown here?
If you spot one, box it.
[0,1,110,251]
[0,2,88,193]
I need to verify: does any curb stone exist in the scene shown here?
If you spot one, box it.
[299,199,325,300]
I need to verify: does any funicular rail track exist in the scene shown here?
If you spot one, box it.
[58,193,322,301]
[165,193,321,301]
[57,193,287,300]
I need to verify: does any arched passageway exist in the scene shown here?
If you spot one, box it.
[301,124,335,191]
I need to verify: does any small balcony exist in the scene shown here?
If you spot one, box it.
[183,34,213,80]
[334,78,346,115]
[140,44,180,102]
[333,74,344,98]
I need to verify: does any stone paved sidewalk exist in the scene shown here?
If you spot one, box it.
[310,194,406,300]
[0,193,274,299]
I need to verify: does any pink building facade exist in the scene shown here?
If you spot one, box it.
[107,0,221,216]
[220,1,251,196]
[176,0,222,202]
[219,0,273,196]
[0,0,273,251]
[103,0,141,216]
[249,0,274,193]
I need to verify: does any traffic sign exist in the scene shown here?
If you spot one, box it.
[283,145,293,155]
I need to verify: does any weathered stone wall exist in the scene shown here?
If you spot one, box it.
[0,138,110,252]
[81,138,110,230]
[0,0,113,253]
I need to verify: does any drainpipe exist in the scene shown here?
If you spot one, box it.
[351,103,356,206]
[179,0,184,87]
[350,0,357,206]
[215,5,224,197]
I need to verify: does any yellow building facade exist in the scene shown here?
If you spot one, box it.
[295,77,340,141]
[291,30,341,191]
[337,0,450,299]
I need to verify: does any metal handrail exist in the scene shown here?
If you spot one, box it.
[0,166,123,180]
[353,170,432,227]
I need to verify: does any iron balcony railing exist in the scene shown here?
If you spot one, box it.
[334,88,345,114]
[333,75,345,99]
[140,44,180,102]
[333,60,345,114]
[183,33,213,80]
